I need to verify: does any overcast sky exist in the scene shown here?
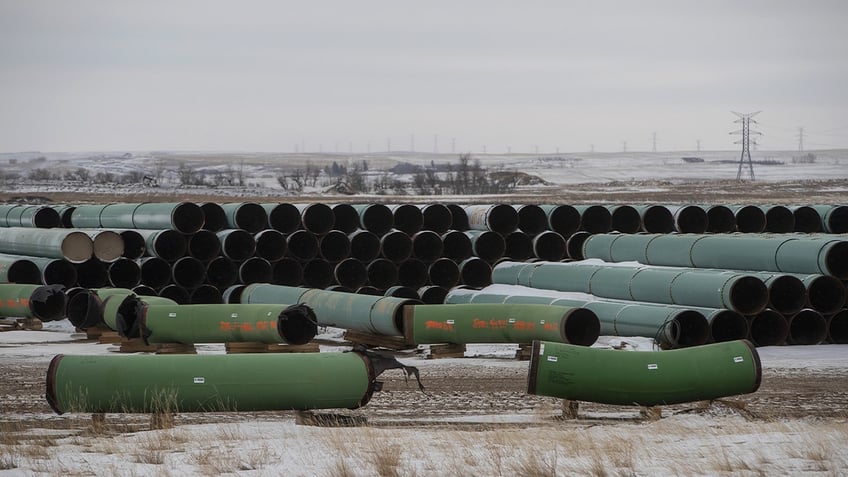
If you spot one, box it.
[1,1,847,154]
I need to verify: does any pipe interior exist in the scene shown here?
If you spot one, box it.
[349,231,381,261]
[675,207,708,234]
[320,231,351,262]
[828,310,848,344]
[642,206,674,233]
[152,230,188,261]
[172,202,205,234]
[562,308,600,346]
[302,204,334,235]
[200,203,228,232]
[276,305,318,345]
[221,230,256,261]
[273,258,303,286]
[824,241,848,280]
[767,276,807,315]
[392,205,423,234]
[610,206,641,234]
[367,259,398,289]
[792,206,822,233]
[206,257,237,288]
[806,276,846,314]
[189,230,222,261]
[729,276,769,315]
[287,231,319,261]
[239,257,272,284]
[397,259,428,288]
[302,260,333,288]
[673,310,710,347]
[234,203,267,233]
[788,310,827,345]
[268,204,301,234]
[254,230,286,262]
[579,206,611,234]
[332,204,360,234]
[749,310,788,347]
[706,206,736,233]
[709,310,749,343]
[517,205,547,235]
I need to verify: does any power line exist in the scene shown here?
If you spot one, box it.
[730,111,762,181]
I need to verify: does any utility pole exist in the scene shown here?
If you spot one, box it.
[534,145,539,154]
[590,144,595,153]
[652,132,657,152]
[730,111,762,181]
[797,127,805,152]
[696,139,701,152]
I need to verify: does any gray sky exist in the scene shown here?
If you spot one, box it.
[1,1,847,153]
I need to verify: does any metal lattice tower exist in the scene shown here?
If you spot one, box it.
[730,111,762,181]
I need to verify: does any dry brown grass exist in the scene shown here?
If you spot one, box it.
[368,438,403,477]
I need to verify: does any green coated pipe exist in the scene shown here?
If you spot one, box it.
[0,283,66,321]
[402,303,599,346]
[0,227,93,263]
[46,348,423,414]
[127,302,317,344]
[538,204,580,236]
[0,205,61,228]
[98,288,138,331]
[241,283,418,336]
[812,205,848,234]
[221,202,268,234]
[70,204,109,228]
[527,339,762,406]
[0,253,41,284]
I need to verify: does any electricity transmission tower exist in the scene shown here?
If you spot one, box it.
[730,111,762,181]
[797,127,805,152]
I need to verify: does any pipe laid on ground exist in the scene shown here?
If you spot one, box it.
[331,204,360,234]
[786,308,828,345]
[353,204,394,236]
[791,206,822,233]
[703,205,736,233]
[262,203,301,234]
[527,339,761,406]
[411,230,443,263]
[0,283,65,321]
[389,204,423,235]
[761,205,795,233]
[137,256,172,289]
[813,205,848,234]
[464,204,518,234]
[0,254,41,284]
[539,204,580,237]
[285,230,319,262]
[747,309,789,346]
[319,230,350,263]
[504,231,533,261]
[419,204,452,234]
[295,203,335,235]
[187,230,221,261]
[514,204,548,235]
[404,303,598,346]
[428,258,460,289]
[441,230,472,262]
[574,205,611,234]
[0,228,93,263]
[136,229,187,262]
[199,202,228,232]
[606,205,641,234]
[731,205,766,233]
[335,258,368,289]
[532,231,566,261]
[240,283,419,336]
[47,347,421,413]
[397,259,428,289]
[221,202,268,234]
[465,230,505,263]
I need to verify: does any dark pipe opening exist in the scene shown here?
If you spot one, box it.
[385,286,419,299]
[708,310,749,342]
[58,206,76,228]
[108,258,141,288]
[319,230,351,263]
[222,284,246,304]
[360,204,393,236]
[517,205,547,235]
[32,207,61,228]
[579,206,611,234]
[828,310,848,344]
[111,294,140,337]
[238,257,272,284]
[484,204,519,234]
[132,285,158,296]
[254,229,286,262]
[302,259,333,289]
[533,231,566,261]
[825,205,848,233]
[332,204,360,234]
[735,206,766,233]
[41,260,76,288]
[232,202,268,234]
[504,231,533,261]
[674,206,708,234]
[547,205,580,237]
[267,203,301,234]
[566,231,591,260]
[447,204,470,231]
[29,285,67,322]
[792,206,822,233]
[381,230,412,263]
[673,310,710,347]
[119,231,146,260]
[158,284,190,304]
[188,230,222,261]
[459,257,492,288]
[8,260,40,284]
[640,205,674,233]
[470,231,505,262]
[273,258,303,286]
[367,258,398,289]
[171,257,206,288]
[824,241,848,280]
[748,310,788,346]
[392,204,423,235]
[219,229,256,261]
[170,202,204,235]
[286,230,318,261]
[420,204,452,234]
[300,203,334,235]
[75,259,108,288]
[206,256,237,288]
[706,206,736,233]
[764,206,794,233]
[411,231,443,263]
[806,275,846,315]
[428,258,460,288]
[787,309,827,345]
[766,275,807,315]
[65,290,101,329]
[326,285,352,293]
[190,284,223,304]
[442,231,472,261]
[609,206,641,234]
[150,230,188,262]
[562,308,600,346]
[334,258,367,289]
[138,257,172,289]
[397,259,428,288]
[276,303,318,345]
[728,276,769,315]
[349,230,381,262]
[418,285,448,304]
[356,286,383,296]
[200,203,228,232]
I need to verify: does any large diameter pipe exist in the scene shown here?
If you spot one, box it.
[748,309,789,347]
[793,273,846,315]
[30,257,77,288]
[418,285,448,304]
[137,229,187,262]
[272,258,303,286]
[634,205,673,233]
[295,203,334,235]
[319,230,351,263]
[199,202,228,232]
[403,303,598,346]
[241,283,419,336]
[441,230,472,261]
[171,257,206,288]
[465,230,505,262]
[353,204,393,236]
[46,349,415,413]
[827,309,848,344]
[527,340,761,406]
[331,204,360,234]
[335,258,368,289]
[51,205,76,228]
[82,230,124,263]
[286,230,319,261]
[0,283,65,321]
[75,259,108,288]
[703,205,736,233]
[238,257,272,284]
[253,229,286,262]
[761,205,795,233]
[107,257,142,288]
[221,202,268,234]
[458,257,492,288]
[566,231,591,260]
[411,230,443,263]
[0,228,93,263]
[446,204,470,231]
[117,230,145,260]
[187,230,222,261]
[384,286,419,299]
[813,205,848,234]
[666,205,708,233]
[389,204,423,234]
[532,231,566,261]
[128,302,317,345]
[574,205,611,234]
[137,256,172,289]
[606,205,641,234]
[0,254,41,284]
[262,203,301,234]
[366,258,398,289]
[791,206,822,233]
[419,204,452,234]
[397,259,428,289]
[69,204,107,228]
[428,258,460,289]
[539,205,580,237]
[731,205,766,233]
[686,306,749,343]
[131,202,205,234]
[504,231,533,261]
[217,229,256,261]
[464,204,518,234]
[786,308,828,345]
[158,284,190,304]
[2,205,61,228]
[205,256,237,289]
[302,259,334,289]
[514,204,548,235]
[349,230,381,262]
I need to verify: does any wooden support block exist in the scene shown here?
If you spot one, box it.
[155,343,197,354]
[225,342,321,354]
[640,406,662,421]
[0,318,19,331]
[514,343,533,361]
[118,338,157,353]
[425,343,466,359]
[561,400,580,419]
[343,330,413,350]
[98,331,126,344]
[85,325,111,340]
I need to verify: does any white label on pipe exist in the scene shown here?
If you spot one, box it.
[547,355,558,362]
[508,318,516,324]
[733,356,744,363]
[231,313,238,318]
[193,377,205,384]
[540,320,545,324]
[446,319,454,325]
[168,312,176,318]
[647,364,658,370]
[539,343,545,355]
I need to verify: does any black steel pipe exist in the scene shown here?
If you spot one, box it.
[217,229,256,261]
[205,256,238,289]
[504,231,533,261]
[419,204,452,234]
[254,229,287,262]
[107,257,142,289]
[187,229,222,261]
[515,204,547,235]
[199,202,228,232]
[458,257,492,288]
[428,257,460,289]
[262,203,301,234]
[747,309,788,347]
[302,259,334,289]
[171,256,206,289]
[380,230,413,263]
[786,309,828,345]
[334,258,368,289]
[367,258,398,289]
[390,204,423,234]
[190,284,224,304]
[238,257,272,284]
[411,230,443,263]
[397,259,428,289]
[285,230,319,261]
[331,204,360,234]
[704,205,736,233]
[222,202,268,234]
[319,230,351,263]
[348,230,381,262]
[566,231,591,260]
[272,258,303,286]
[75,259,108,288]
[532,231,566,261]
[441,230,472,262]
[296,203,335,235]
[137,256,171,289]
[418,285,448,304]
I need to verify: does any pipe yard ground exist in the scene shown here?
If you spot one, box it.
[1,154,847,475]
